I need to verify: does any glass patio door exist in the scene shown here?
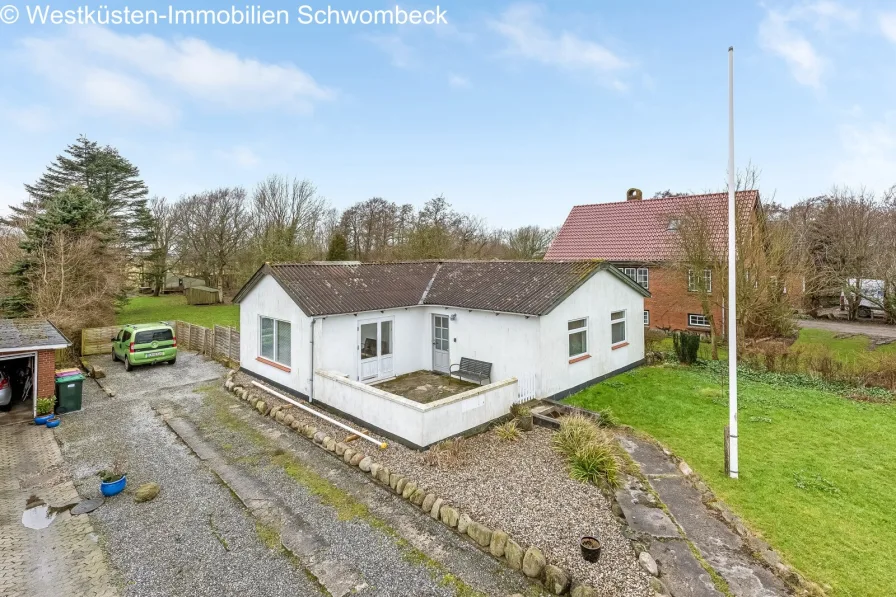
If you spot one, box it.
[359,319,393,381]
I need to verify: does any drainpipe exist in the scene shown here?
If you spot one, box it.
[310,318,316,403]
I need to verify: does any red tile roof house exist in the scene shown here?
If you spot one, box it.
[546,189,761,333]
[233,260,650,448]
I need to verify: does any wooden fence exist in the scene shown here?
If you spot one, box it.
[80,321,240,365]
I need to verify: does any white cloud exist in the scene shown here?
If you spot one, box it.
[1,104,54,133]
[364,34,415,69]
[758,2,858,88]
[489,3,629,81]
[881,12,896,42]
[448,73,471,89]
[218,146,261,168]
[835,113,896,191]
[13,26,333,124]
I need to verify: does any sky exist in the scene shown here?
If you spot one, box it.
[1,1,895,228]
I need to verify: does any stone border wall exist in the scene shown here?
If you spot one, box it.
[223,371,598,597]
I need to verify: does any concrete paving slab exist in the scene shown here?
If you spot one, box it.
[649,539,724,597]
[615,488,681,538]
[620,436,680,476]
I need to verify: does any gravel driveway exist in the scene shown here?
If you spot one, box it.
[56,354,323,597]
[56,353,534,597]
[797,317,896,340]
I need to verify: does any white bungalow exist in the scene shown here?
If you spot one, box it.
[233,260,649,448]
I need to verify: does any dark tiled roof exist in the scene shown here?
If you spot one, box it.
[425,261,603,315]
[0,318,70,351]
[234,260,647,317]
[545,191,759,262]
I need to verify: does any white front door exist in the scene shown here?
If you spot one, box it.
[359,318,394,381]
[432,314,450,373]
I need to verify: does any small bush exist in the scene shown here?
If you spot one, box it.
[510,403,532,418]
[36,397,56,416]
[595,407,619,428]
[569,440,621,488]
[553,414,600,457]
[494,420,521,442]
[644,329,668,353]
[422,437,467,468]
[673,331,701,364]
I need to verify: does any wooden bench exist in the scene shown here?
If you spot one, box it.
[449,357,492,385]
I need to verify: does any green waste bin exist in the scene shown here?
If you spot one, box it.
[55,373,85,414]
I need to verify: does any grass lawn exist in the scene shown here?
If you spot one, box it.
[565,364,896,597]
[117,294,239,329]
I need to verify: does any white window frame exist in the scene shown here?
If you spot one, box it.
[568,317,588,358]
[259,315,291,367]
[643,310,650,326]
[611,310,627,346]
[688,269,712,293]
[688,313,711,328]
[622,267,649,290]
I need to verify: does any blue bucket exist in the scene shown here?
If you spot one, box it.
[100,475,127,497]
[34,414,54,425]
[45,417,60,428]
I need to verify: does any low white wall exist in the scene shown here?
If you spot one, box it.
[313,370,519,448]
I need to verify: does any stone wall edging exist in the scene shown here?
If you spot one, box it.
[223,371,597,597]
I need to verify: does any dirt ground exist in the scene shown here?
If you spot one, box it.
[374,370,478,403]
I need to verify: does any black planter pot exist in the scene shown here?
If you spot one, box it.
[580,536,601,563]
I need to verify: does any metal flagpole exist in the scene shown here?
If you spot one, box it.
[727,46,739,479]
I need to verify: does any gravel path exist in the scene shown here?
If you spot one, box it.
[236,371,651,597]
[796,317,896,340]
[55,360,322,597]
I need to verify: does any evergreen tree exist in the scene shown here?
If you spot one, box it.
[9,135,149,242]
[326,232,349,260]
[3,186,112,316]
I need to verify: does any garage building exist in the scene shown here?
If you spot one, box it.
[0,319,70,423]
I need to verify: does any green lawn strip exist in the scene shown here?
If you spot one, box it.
[565,365,896,597]
[116,294,239,329]
[202,386,484,597]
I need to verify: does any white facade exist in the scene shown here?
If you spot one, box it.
[238,268,646,403]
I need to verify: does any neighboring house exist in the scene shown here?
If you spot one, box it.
[233,260,649,447]
[0,319,70,418]
[546,188,761,332]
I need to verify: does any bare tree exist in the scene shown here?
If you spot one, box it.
[505,225,557,259]
[250,175,328,262]
[177,187,249,294]
[147,196,178,295]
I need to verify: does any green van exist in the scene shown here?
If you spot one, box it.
[112,323,177,371]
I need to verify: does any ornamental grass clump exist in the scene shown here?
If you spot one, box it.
[494,420,521,442]
[554,414,622,489]
[552,414,600,456]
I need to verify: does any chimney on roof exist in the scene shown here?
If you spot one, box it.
[626,188,643,201]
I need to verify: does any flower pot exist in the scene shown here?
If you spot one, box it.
[45,417,60,429]
[34,414,54,425]
[100,475,127,497]
[517,415,534,431]
[581,536,601,563]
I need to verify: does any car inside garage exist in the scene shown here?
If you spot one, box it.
[0,319,70,425]
[0,354,35,416]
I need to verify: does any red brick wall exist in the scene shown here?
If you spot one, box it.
[620,265,724,333]
[2,349,56,399]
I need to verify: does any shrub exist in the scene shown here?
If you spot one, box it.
[36,396,56,416]
[672,331,701,364]
[644,329,668,353]
[569,440,621,488]
[494,420,521,441]
[510,403,531,418]
[422,437,466,468]
[552,414,600,457]
[595,407,619,428]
